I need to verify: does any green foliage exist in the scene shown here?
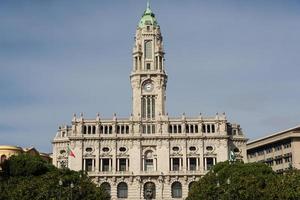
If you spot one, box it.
[187,161,300,200]
[1,154,53,177]
[0,154,110,200]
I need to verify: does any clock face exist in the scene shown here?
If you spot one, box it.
[143,82,153,92]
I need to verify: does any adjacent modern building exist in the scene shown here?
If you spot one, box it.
[52,3,247,200]
[247,125,300,173]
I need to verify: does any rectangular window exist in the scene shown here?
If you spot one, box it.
[258,150,264,156]
[142,97,146,118]
[147,125,151,134]
[266,148,273,154]
[206,157,214,170]
[152,96,155,118]
[172,158,180,171]
[147,97,151,118]
[189,158,197,171]
[119,158,127,171]
[102,159,110,171]
[85,159,93,172]
[274,145,282,151]
[146,63,151,70]
[142,125,146,134]
[152,124,155,134]
[145,159,154,171]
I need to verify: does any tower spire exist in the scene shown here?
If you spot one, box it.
[147,0,150,9]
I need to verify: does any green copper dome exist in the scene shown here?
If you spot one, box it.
[138,1,159,28]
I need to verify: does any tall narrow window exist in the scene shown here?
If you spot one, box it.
[206,157,214,170]
[85,159,93,172]
[207,125,211,133]
[142,97,146,118]
[145,40,152,59]
[147,97,151,118]
[144,150,154,171]
[189,158,197,171]
[152,125,155,134]
[119,158,127,171]
[152,97,155,118]
[202,124,206,133]
[172,158,180,171]
[212,124,215,133]
[102,159,110,171]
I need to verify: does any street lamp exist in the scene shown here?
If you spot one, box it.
[226,178,231,200]
[70,182,74,200]
[58,179,63,200]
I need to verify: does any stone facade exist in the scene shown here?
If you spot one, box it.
[52,3,247,200]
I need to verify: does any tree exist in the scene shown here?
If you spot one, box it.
[187,161,277,200]
[0,154,110,200]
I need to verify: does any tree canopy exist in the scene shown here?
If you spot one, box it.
[0,154,110,200]
[187,161,300,200]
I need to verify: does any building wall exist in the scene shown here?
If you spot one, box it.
[53,117,247,199]
[247,127,300,173]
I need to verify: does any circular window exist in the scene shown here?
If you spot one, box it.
[189,146,196,151]
[172,146,180,151]
[119,147,127,152]
[234,148,240,152]
[60,150,66,154]
[206,146,213,151]
[102,147,110,152]
[86,147,93,152]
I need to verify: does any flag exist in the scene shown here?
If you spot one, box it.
[67,145,75,158]
[229,150,235,162]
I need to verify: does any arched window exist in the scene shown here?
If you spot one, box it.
[100,182,111,197]
[144,182,156,199]
[117,182,128,198]
[171,182,182,198]
[188,181,196,192]
[144,150,154,171]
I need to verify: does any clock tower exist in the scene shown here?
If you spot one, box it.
[130,2,167,121]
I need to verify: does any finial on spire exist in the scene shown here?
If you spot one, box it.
[147,0,150,9]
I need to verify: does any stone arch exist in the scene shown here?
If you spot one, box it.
[143,181,156,199]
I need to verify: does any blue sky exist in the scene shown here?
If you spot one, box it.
[0,0,300,153]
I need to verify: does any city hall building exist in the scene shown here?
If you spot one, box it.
[52,3,247,199]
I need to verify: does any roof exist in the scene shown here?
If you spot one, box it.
[0,145,23,151]
[138,1,159,28]
[247,125,300,148]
